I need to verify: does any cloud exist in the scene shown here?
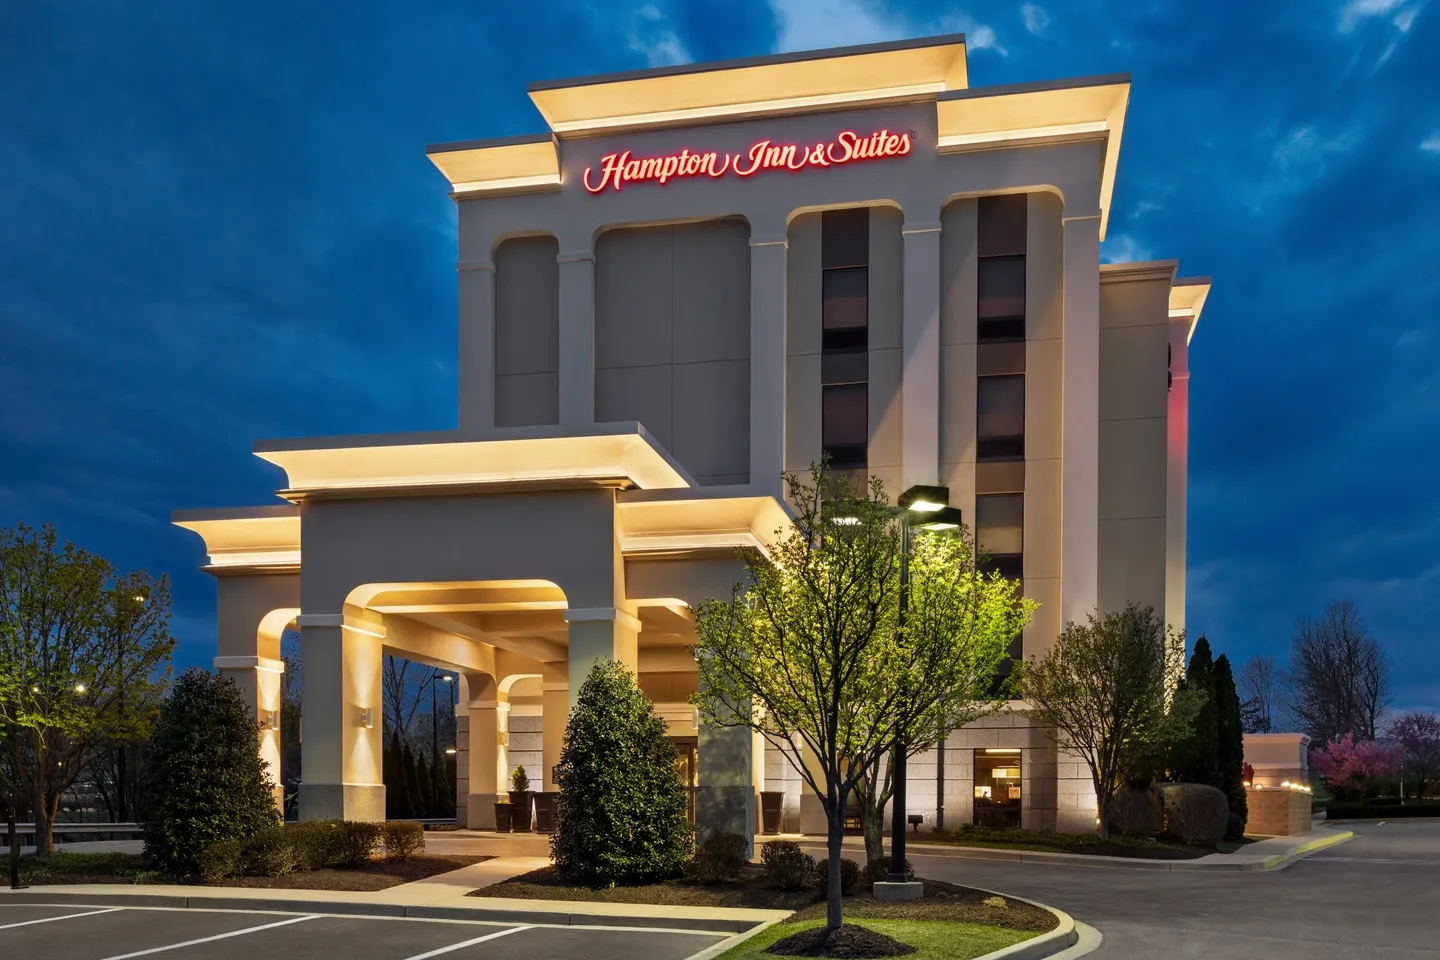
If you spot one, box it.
[1422,132,1440,153]
[626,3,691,66]
[1262,124,1362,198]
[1338,0,1406,32]
[768,0,1004,56]
[1100,233,1153,264]
[1021,3,1050,35]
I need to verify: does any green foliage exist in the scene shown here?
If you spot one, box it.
[552,658,694,887]
[0,523,176,853]
[1023,603,1199,838]
[197,840,245,884]
[141,669,280,876]
[384,730,409,819]
[684,832,750,884]
[1159,783,1229,845]
[379,820,425,860]
[1172,636,1219,785]
[814,856,860,895]
[1213,654,1248,840]
[1108,787,1159,837]
[761,841,815,890]
[862,856,913,884]
[511,765,531,793]
[197,819,406,881]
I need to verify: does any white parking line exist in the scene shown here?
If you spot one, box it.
[95,914,318,959]
[0,907,124,931]
[399,925,531,960]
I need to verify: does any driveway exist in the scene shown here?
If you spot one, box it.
[909,820,1440,958]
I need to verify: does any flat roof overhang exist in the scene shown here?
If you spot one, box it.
[1169,276,1212,343]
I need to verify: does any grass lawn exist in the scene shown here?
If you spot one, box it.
[917,827,1245,860]
[16,851,489,892]
[718,918,1034,960]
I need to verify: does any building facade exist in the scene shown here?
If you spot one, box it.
[175,35,1210,839]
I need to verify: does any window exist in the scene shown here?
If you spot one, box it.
[821,208,870,473]
[978,194,1027,257]
[822,383,867,470]
[978,256,1025,321]
[976,494,1023,557]
[977,376,1024,461]
[822,267,868,348]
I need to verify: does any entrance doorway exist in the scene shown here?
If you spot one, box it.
[973,749,1022,829]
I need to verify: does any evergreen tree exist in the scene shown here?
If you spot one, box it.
[552,658,692,886]
[141,670,280,875]
[417,749,436,818]
[402,740,424,819]
[1173,635,1219,785]
[384,730,407,819]
[1214,654,1248,840]
[432,745,452,816]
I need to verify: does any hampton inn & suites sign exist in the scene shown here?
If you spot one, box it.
[582,128,914,194]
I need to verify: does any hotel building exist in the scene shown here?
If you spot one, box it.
[174,34,1210,839]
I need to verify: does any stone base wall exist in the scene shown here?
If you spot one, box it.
[507,713,543,787]
[1246,787,1311,836]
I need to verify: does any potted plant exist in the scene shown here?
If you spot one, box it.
[493,795,512,833]
[509,766,534,832]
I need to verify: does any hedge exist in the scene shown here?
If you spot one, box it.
[199,820,425,882]
[1326,803,1440,820]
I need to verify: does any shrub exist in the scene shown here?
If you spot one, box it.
[1160,783,1229,845]
[141,670,281,876]
[684,833,750,885]
[380,821,425,860]
[333,821,382,866]
[814,856,860,895]
[197,840,244,883]
[511,766,531,793]
[1109,787,1158,837]
[241,828,300,877]
[862,856,914,885]
[761,841,815,890]
[285,821,346,871]
[552,659,694,886]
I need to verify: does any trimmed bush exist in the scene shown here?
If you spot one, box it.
[1160,783,1229,845]
[684,833,750,884]
[814,856,860,895]
[243,827,300,876]
[1109,787,1158,837]
[380,821,425,860]
[761,841,815,890]
[142,670,281,876]
[862,856,914,885]
[197,840,244,884]
[552,659,694,886]
[333,821,382,867]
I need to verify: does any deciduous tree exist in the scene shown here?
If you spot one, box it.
[1286,600,1389,743]
[1311,732,1400,801]
[1387,712,1440,799]
[1237,654,1278,734]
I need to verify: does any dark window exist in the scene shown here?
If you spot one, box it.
[978,256,1026,319]
[822,266,868,332]
[977,376,1024,461]
[976,493,1023,557]
[978,194,1027,257]
[822,383,867,470]
[822,207,869,268]
[978,316,1025,343]
[821,350,867,385]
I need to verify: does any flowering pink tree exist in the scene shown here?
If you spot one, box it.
[1311,733,1401,801]
[1388,712,1440,799]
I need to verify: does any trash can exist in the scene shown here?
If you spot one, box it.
[761,791,785,835]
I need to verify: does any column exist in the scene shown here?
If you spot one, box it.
[798,741,828,835]
[541,682,568,793]
[465,684,505,831]
[457,258,495,434]
[749,231,787,495]
[563,606,639,710]
[296,614,385,822]
[214,656,285,811]
[557,247,596,425]
[901,220,942,491]
[697,701,756,857]
[1165,318,1191,635]
[1060,214,1101,625]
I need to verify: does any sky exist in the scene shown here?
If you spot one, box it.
[2,0,1438,715]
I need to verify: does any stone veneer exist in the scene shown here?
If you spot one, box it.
[1245,787,1312,836]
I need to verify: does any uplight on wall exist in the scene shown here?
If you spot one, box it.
[360,707,374,729]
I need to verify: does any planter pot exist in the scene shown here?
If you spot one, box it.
[509,791,534,832]
[533,792,558,834]
[761,791,785,835]
[493,802,512,833]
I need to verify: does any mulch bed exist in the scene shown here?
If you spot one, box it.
[211,854,491,891]
[924,831,1210,860]
[767,924,915,957]
[472,864,1056,934]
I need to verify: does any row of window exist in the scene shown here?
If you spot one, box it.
[820,208,870,473]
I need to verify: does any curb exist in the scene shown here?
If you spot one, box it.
[968,886,1079,960]
[0,890,759,933]
[1252,829,1353,871]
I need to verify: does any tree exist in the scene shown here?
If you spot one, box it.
[1172,636,1219,785]
[142,670,280,875]
[1286,600,1390,743]
[382,654,430,742]
[692,468,1029,933]
[0,524,175,854]
[402,740,425,820]
[1310,733,1400,802]
[1023,603,1199,839]
[1237,654,1278,734]
[1388,712,1440,799]
[552,658,692,887]
[1213,655,1248,840]
[279,631,302,819]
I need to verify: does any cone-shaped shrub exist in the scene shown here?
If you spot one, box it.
[142,669,280,876]
[551,658,693,886]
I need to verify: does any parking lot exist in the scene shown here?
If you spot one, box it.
[0,902,731,960]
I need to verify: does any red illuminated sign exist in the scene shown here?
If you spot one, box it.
[582,128,913,194]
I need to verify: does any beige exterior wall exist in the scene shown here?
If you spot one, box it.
[938,197,977,537]
[494,235,560,427]
[1025,192,1065,656]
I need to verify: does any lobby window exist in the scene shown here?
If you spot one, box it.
[822,208,870,474]
[973,749,1022,829]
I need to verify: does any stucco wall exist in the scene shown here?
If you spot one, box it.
[495,235,560,427]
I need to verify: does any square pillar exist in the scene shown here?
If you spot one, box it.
[750,231,788,495]
[901,220,942,491]
[542,683,568,792]
[557,248,596,425]
[214,656,285,812]
[296,616,385,822]
[466,698,506,830]
[697,707,757,857]
[564,607,639,710]
[1060,214,1101,623]
[1165,318,1191,635]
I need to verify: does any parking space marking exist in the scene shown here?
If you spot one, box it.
[96,913,318,959]
[398,925,531,960]
[0,906,124,931]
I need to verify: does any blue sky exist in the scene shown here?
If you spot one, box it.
[2,0,1437,713]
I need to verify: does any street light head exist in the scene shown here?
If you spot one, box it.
[441,674,454,682]
[912,506,964,532]
[132,595,146,603]
[898,484,950,513]
[74,684,86,694]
